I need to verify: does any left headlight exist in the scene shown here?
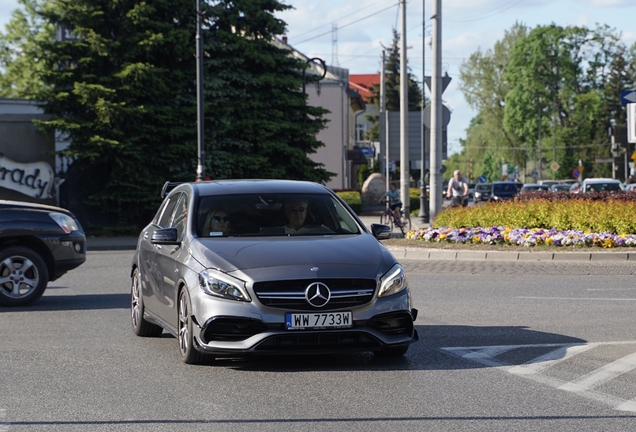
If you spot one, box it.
[198,270,251,302]
[378,264,408,298]
[49,212,80,233]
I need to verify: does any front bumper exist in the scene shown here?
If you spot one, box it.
[192,309,418,356]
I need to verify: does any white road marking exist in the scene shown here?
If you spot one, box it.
[587,288,636,291]
[508,343,596,376]
[440,341,636,413]
[559,351,636,391]
[516,296,636,301]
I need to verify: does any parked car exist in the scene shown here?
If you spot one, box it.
[569,182,582,194]
[473,183,492,203]
[130,180,419,364]
[580,178,623,193]
[625,183,636,192]
[0,200,86,306]
[550,184,572,192]
[520,184,550,194]
[489,181,518,202]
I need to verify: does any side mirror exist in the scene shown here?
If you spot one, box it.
[370,223,392,240]
[151,228,180,245]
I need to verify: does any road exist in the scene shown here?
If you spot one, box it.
[1,251,636,431]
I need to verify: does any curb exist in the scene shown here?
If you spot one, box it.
[385,247,636,262]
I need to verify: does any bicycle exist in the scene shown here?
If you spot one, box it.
[379,202,412,235]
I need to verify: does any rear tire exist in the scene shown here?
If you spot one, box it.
[131,268,163,337]
[0,246,49,307]
[379,212,394,232]
[398,212,412,235]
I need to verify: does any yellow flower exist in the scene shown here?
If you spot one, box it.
[440,233,447,240]
[473,235,481,243]
[546,238,553,245]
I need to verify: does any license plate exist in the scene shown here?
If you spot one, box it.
[285,311,352,330]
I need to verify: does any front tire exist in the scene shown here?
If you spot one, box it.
[178,288,209,365]
[0,246,49,306]
[131,268,163,337]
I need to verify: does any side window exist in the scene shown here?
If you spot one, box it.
[171,194,189,240]
[157,194,181,228]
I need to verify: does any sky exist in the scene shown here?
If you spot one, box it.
[2,0,636,155]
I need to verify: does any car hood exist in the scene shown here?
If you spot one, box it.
[189,234,394,281]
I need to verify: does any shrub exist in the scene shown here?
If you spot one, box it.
[433,194,636,235]
[336,191,361,214]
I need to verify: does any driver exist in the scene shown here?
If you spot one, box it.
[283,198,308,233]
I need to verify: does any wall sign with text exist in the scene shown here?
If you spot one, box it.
[0,154,54,199]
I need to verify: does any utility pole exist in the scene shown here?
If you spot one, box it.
[429,0,442,219]
[418,0,428,223]
[195,0,205,181]
[399,0,410,215]
[381,51,388,198]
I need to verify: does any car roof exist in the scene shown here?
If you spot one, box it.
[582,178,620,183]
[166,179,331,198]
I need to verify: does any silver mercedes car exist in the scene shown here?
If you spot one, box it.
[131,180,418,364]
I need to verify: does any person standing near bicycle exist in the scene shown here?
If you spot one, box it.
[447,170,469,207]
[378,182,403,223]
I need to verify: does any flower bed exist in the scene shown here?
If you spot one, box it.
[406,226,636,248]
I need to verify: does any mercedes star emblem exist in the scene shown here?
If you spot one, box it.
[305,282,330,307]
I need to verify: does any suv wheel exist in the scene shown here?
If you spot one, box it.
[0,246,49,307]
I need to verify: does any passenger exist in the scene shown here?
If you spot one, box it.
[205,210,230,236]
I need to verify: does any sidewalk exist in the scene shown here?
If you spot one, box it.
[85,215,635,262]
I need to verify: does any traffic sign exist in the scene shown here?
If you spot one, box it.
[478,175,487,183]
[621,90,636,105]
[550,161,560,172]
[572,168,580,178]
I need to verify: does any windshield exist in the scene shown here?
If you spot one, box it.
[196,193,362,238]
[475,184,490,192]
[585,182,621,193]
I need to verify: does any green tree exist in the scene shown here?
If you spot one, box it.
[203,0,331,182]
[0,0,332,227]
[364,28,423,142]
[460,23,634,181]
[459,23,527,177]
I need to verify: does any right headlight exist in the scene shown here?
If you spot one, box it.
[378,264,408,298]
[198,270,251,302]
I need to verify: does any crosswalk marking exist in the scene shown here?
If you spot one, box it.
[440,341,636,413]
[559,351,636,391]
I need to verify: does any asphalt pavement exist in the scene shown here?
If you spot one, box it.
[85,213,636,262]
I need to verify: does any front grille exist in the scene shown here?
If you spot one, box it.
[253,278,376,311]
[254,331,380,351]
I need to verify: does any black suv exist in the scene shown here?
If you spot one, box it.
[489,181,518,202]
[0,200,86,306]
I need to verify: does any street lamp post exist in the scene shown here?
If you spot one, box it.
[195,0,205,181]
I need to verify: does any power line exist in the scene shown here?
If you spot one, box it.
[445,0,525,23]
[294,2,399,45]
[291,0,392,40]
